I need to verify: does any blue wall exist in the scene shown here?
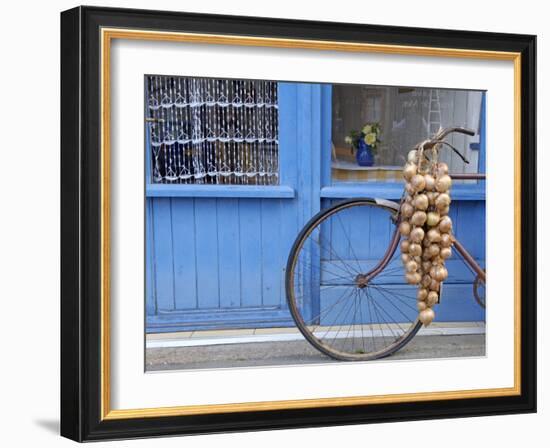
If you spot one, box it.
[145,85,486,333]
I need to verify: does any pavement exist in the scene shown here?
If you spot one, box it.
[145,323,485,371]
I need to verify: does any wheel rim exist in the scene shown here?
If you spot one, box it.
[473,274,486,309]
[286,199,421,361]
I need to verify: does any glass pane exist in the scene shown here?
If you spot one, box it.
[331,85,484,184]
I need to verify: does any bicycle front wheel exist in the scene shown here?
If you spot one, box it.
[286,198,422,361]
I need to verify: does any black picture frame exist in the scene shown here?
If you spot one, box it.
[61,5,536,442]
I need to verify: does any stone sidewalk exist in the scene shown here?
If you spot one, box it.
[146,323,485,371]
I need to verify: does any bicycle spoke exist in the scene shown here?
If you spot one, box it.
[336,213,364,274]
[300,261,355,281]
[298,285,355,326]
[369,284,419,313]
[365,287,398,341]
[365,285,378,352]
[373,286,414,329]
[349,290,360,349]
[370,284,417,300]
[307,245,359,280]
[314,288,353,343]
[338,292,356,354]
[365,287,409,336]
[316,232,360,277]
[307,286,357,336]
[295,257,356,283]
[364,287,392,347]
[357,291,367,353]
[324,290,358,350]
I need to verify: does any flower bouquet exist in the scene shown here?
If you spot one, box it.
[345,123,382,166]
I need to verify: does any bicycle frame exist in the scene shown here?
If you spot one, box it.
[367,172,486,284]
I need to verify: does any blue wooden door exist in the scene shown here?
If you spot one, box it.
[146,82,329,333]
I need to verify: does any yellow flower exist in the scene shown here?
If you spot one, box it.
[362,125,372,134]
[365,133,377,145]
[344,136,353,145]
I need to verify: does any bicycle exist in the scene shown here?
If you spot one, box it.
[285,127,486,361]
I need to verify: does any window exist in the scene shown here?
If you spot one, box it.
[331,85,484,183]
[146,76,279,185]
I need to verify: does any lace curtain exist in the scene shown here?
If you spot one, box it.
[146,76,279,185]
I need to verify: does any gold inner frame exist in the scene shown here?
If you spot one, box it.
[100,27,522,420]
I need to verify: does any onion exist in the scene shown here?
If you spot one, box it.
[426,211,440,227]
[407,150,418,163]
[406,183,416,195]
[427,244,440,258]
[435,174,452,193]
[421,274,432,288]
[401,202,414,218]
[414,194,429,211]
[405,271,422,285]
[440,247,452,259]
[427,191,438,205]
[405,260,418,273]
[435,193,451,210]
[427,228,442,243]
[433,265,448,282]
[436,162,449,176]
[419,308,435,325]
[439,205,450,216]
[401,253,410,264]
[400,239,410,253]
[409,227,425,243]
[440,233,453,248]
[403,163,417,181]
[399,221,411,236]
[439,216,453,233]
[424,174,436,191]
[411,174,426,192]
[408,243,422,257]
[417,288,428,301]
[426,291,439,306]
[411,211,427,226]
[417,301,428,311]
[429,279,440,292]
[422,261,432,272]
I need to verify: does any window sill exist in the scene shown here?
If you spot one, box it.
[321,183,486,200]
[146,184,295,199]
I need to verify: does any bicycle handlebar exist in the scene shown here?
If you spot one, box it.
[435,126,475,140]
[418,126,476,164]
[422,127,475,149]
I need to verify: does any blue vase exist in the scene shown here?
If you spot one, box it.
[355,140,374,166]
